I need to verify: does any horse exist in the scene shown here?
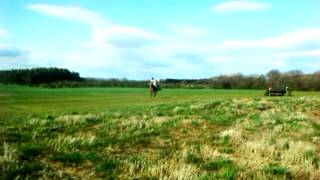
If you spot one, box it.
[149,80,160,98]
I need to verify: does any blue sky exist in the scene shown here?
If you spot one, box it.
[1,0,320,79]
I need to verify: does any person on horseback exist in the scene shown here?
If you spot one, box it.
[150,77,158,91]
[149,77,160,98]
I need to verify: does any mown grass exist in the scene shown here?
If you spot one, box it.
[1,85,320,179]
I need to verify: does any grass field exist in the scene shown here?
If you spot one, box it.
[0,85,269,120]
[1,85,320,179]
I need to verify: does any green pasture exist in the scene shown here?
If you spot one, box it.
[1,85,319,120]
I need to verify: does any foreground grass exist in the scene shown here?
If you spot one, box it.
[0,98,320,179]
[1,87,320,179]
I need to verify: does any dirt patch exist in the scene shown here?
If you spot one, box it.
[307,109,320,125]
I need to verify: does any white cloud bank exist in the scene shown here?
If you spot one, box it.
[27,4,160,49]
[224,28,320,49]
[11,3,320,79]
[0,29,9,38]
[169,26,209,37]
[27,4,109,28]
[25,3,163,76]
[212,0,271,13]
[278,49,320,59]
[91,26,161,48]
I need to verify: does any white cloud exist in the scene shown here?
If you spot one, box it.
[0,29,9,38]
[91,26,161,48]
[0,43,9,49]
[27,3,163,78]
[262,29,320,48]
[223,28,320,49]
[27,4,109,28]
[278,49,320,59]
[23,3,320,78]
[170,26,209,37]
[28,3,160,49]
[212,0,271,13]
[272,61,286,68]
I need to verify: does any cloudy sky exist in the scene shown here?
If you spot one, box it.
[1,0,320,79]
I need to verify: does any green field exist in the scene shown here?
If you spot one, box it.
[1,85,319,119]
[0,85,267,119]
[1,85,320,179]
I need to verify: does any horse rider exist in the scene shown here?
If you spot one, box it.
[150,77,158,91]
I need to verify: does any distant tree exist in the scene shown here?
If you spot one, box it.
[1,67,319,90]
[283,70,304,90]
[0,67,83,85]
[313,72,320,91]
[267,69,283,89]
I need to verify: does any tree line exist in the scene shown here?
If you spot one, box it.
[0,68,319,91]
[0,68,83,85]
[163,70,320,91]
